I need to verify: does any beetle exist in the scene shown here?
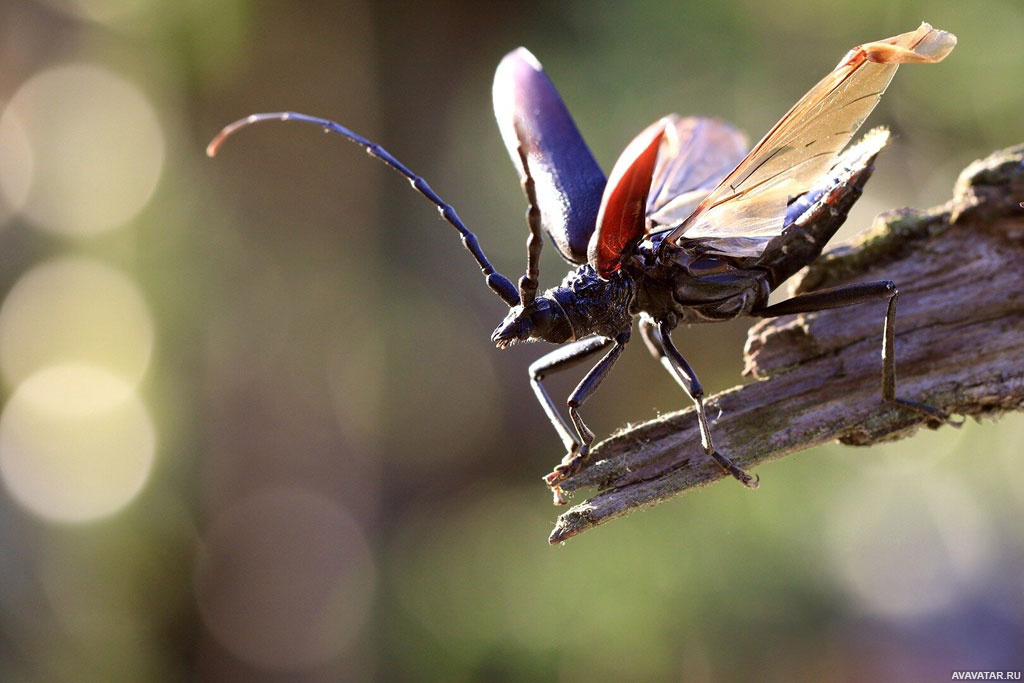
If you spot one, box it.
[209,23,958,504]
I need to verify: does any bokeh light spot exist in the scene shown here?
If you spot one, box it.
[0,256,154,389]
[36,0,154,24]
[0,109,33,226]
[0,364,155,522]
[0,64,164,235]
[826,470,993,620]
[195,489,375,671]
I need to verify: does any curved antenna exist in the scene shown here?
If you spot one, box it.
[207,111,520,307]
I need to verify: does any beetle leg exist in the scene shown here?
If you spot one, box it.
[643,320,759,488]
[753,280,961,426]
[639,317,685,392]
[530,336,614,502]
[530,336,612,452]
[541,332,630,501]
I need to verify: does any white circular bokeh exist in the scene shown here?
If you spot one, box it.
[0,64,164,235]
[0,363,156,522]
[0,256,154,389]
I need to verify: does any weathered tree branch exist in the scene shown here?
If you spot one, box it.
[549,143,1024,544]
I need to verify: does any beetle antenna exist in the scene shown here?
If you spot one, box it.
[207,112,521,307]
[514,123,543,306]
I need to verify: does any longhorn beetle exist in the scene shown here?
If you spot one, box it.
[209,23,958,504]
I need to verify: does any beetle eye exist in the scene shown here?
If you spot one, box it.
[530,298,572,343]
[529,299,552,328]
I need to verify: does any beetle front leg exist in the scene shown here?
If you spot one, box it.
[529,336,613,501]
[530,336,612,451]
[540,332,630,502]
[641,319,759,488]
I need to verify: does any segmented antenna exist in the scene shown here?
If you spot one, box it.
[514,123,543,306]
[207,112,521,307]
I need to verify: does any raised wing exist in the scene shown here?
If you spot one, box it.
[664,23,956,254]
[493,48,607,264]
[589,121,666,277]
[646,116,748,228]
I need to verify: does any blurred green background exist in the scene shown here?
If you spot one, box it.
[0,0,1021,681]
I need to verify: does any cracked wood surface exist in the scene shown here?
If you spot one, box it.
[548,143,1024,544]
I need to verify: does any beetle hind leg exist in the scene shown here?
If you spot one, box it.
[879,289,964,426]
[753,281,962,428]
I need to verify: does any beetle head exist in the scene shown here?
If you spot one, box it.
[491,296,572,348]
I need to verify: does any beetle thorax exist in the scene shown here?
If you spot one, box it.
[546,265,634,341]
[490,265,634,348]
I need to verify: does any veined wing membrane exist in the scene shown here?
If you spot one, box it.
[646,116,748,229]
[664,23,956,248]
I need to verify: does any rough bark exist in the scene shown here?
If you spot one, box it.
[549,143,1024,544]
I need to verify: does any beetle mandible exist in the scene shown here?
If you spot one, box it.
[209,23,958,504]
